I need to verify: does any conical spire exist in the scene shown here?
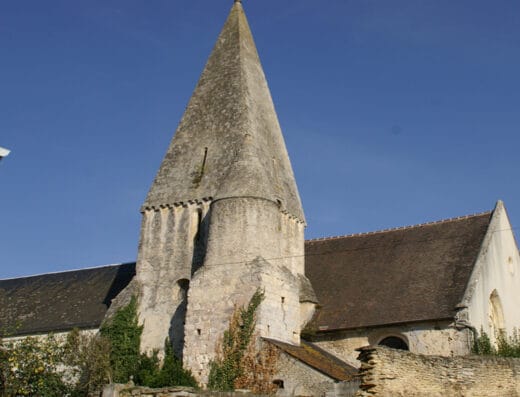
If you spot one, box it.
[144,1,305,222]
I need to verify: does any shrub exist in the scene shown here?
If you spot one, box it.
[101,296,197,388]
[136,341,197,388]
[100,296,142,383]
[0,335,71,397]
[64,329,112,394]
[473,328,520,358]
[1,296,197,396]
[208,289,277,393]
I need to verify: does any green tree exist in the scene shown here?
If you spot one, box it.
[0,335,71,397]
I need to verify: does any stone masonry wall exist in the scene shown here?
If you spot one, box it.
[313,321,471,368]
[356,346,520,397]
[102,384,265,397]
[184,198,306,384]
[136,201,211,357]
[274,351,335,397]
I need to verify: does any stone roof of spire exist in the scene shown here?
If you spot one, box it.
[143,1,305,222]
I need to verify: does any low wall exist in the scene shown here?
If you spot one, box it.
[102,384,264,397]
[356,346,520,397]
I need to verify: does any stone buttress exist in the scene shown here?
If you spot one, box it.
[119,1,316,384]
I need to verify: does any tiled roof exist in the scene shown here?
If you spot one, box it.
[0,263,135,336]
[0,212,493,337]
[305,212,492,332]
[265,338,357,381]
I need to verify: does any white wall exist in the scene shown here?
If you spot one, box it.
[462,201,520,341]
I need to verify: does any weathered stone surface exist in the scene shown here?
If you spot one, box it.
[135,201,210,356]
[103,385,267,397]
[356,346,520,396]
[462,201,520,344]
[130,0,310,366]
[183,195,305,383]
[274,352,335,397]
[311,321,472,368]
[143,1,304,223]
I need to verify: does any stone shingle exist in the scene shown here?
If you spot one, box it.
[143,2,304,222]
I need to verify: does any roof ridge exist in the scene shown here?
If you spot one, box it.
[306,210,493,243]
[0,262,134,282]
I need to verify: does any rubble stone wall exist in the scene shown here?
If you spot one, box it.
[356,346,520,397]
[102,384,265,397]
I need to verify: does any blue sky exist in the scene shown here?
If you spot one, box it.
[1,0,519,279]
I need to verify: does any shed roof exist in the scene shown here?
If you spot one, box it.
[265,338,357,381]
[304,212,492,332]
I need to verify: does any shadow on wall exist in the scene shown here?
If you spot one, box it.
[102,263,137,309]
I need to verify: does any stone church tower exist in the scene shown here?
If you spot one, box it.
[132,0,315,383]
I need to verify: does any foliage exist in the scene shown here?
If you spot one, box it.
[472,328,493,356]
[208,289,272,391]
[496,329,520,357]
[136,341,197,388]
[0,335,71,397]
[234,340,279,395]
[472,328,520,358]
[100,296,143,383]
[64,329,112,395]
[101,296,197,388]
[0,297,197,396]
[0,331,112,397]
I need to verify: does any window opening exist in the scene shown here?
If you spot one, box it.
[489,289,505,336]
[273,380,284,389]
[378,336,409,351]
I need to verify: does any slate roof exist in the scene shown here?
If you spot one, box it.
[305,212,492,332]
[265,338,357,381]
[143,1,305,222]
[0,264,135,336]
[0,212,492,337]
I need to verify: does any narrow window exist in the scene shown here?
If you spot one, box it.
[489,289,505,336]
[197,329,201,336]
[201,147,208,172]
[281,296,285,304]
[198,147,208,180]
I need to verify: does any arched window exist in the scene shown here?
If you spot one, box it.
[489,289,505,337]
[378,336,409,351]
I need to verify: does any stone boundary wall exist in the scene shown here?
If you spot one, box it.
[102,384,264,397]
[356,346,520,396]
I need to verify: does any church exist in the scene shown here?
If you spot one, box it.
[2,1,520,395]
